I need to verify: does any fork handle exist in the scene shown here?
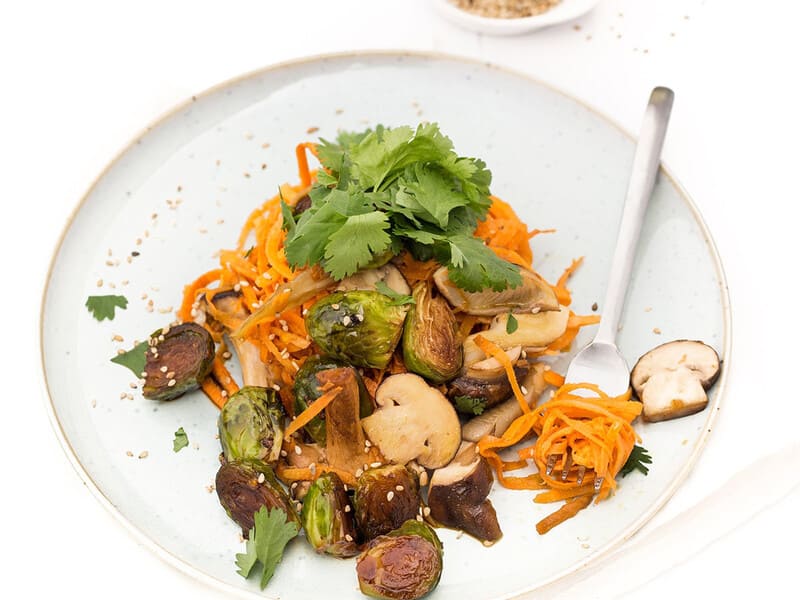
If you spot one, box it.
[594,87,674,346]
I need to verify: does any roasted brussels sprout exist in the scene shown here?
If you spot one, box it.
[305,291,409,369]
[300,472,359,557]
[354,465,421,541]
[142,323,214,401]
[215,460,298,536]
[402,282,461,383]
[356,520,443,600]
[218,387,285,465]
[293,356,373,445]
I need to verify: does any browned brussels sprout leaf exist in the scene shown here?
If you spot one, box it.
[354,465,421,542]
[402,281,462,383]
[142,323,215,401]
[215,460,298,537]
[300,472,359,557]
[356,520,443,600]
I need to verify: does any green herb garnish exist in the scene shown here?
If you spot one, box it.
[506,313,519,334]
[283,124,522,292]
[86,294,128,321]
[375,281,415,306]
[620,445,652,477]
[454,395,488,416]
[110,340,148,376]
[172,427,189,452]
[235,506,299,589]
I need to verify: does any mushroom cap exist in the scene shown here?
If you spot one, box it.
[640,367,709,422]
[631,340,721,398]
[428,444,502,543]
[433,266,560,316]
[362,374,461,469]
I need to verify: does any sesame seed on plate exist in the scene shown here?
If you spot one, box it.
[345,534,353,542]
[294,445,302,455]
[423,506,431,517]
[344,505,351,513]
[370,462,382,468]
[138,451,149,459]
[395,485,404,491]
[160,365,168,372]
[331,303,340,310]
[167,379,177,387]
[386,491,394,501]
[257,472,266,484]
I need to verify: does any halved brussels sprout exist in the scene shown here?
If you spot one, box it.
[142,323,215,401]
[402,282,462,383]
[293,356,373,445]
[305,291,409,369]
[215,460,298,536]
[300,472,359,557]
[218,386,285,464]
[354,465,420,541]
[356,520,443,600]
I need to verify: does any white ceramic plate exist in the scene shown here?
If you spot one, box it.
[41,52,729,600]
[432,0,601,36]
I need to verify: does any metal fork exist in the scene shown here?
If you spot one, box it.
[553,87,675,490]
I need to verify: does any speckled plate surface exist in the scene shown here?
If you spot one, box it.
[40,52,729,600]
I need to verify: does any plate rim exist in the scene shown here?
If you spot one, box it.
[38,49,732,600]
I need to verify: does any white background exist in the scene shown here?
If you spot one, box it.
[2,0,799,598]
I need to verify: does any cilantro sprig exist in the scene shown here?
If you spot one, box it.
[235,506,299,589]
[283,124,522,292]
[620,445,653,477]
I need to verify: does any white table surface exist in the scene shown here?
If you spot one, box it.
[3,0,798,597]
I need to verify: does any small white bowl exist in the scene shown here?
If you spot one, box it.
[432,0,601,35]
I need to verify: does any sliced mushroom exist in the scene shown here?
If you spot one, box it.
[465,346,522,379]
[461,363,548,442]
[463,307,570,366]
[630,340,721,422]
[336,264,411,296]
[362,374,461,469]
[448,358,529,414]
[433,266,559,316]
[203,290,277,387]
[428,443,501,544]
[318,368,383,475]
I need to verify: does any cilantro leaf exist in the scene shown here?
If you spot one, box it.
[620,445,652,477]
[235,537,258,578]
[375,281,415,306]
[172,427,189,452]
[445,235,522,292]
[506,313,519,334]
[323,211,392,279]
[234,506,299,589]
[86,295,128,321]
[110,341,148,376]
[454,395,487,416]
[284,123,522,293]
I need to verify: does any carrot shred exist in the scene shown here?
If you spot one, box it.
[178,269,222,323]
[552,258,583,306]
[200,377,227,409]
[542,370,565,388]
[474,335,530,415]
[275,464,357,487]
[536,494,593,535]
[211,358,239,396]
[284,386,343,438]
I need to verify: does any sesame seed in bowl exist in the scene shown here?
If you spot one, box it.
[431,0,602,35]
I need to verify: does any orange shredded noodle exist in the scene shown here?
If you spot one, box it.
[284,386,343,438]
[473,335,530,415]
[478,383,642,532]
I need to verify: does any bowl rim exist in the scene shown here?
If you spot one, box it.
[431,0,603,33]
[38,49,732,600]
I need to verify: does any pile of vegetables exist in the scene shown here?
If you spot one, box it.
[110,124,667,599]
